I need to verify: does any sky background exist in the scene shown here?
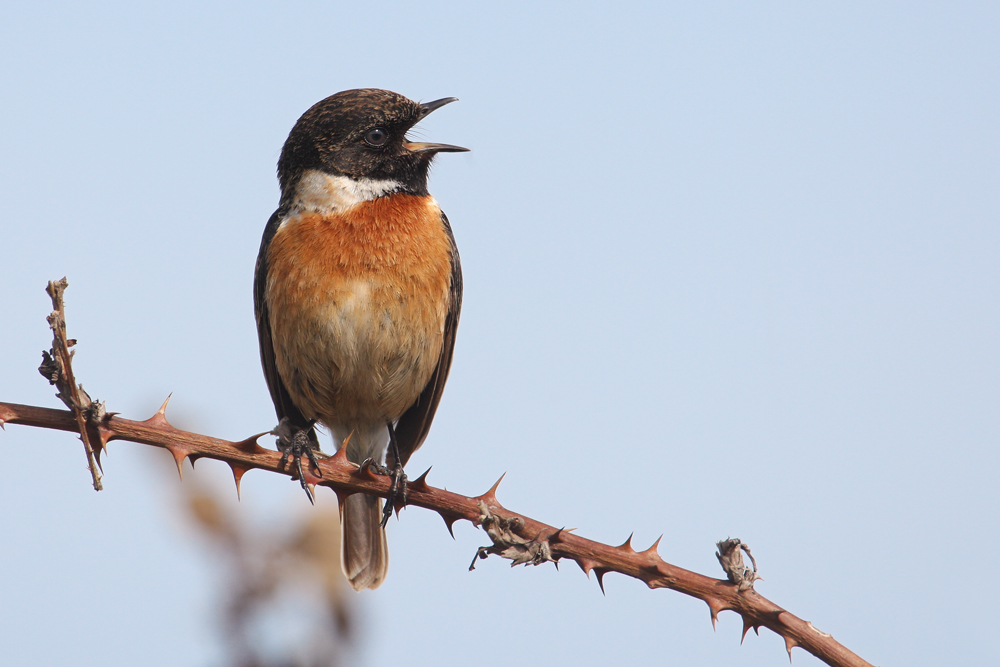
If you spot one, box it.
[1,2,998,666]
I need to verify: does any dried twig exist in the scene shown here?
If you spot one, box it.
[38,278,103,490]
[0,280,875,667]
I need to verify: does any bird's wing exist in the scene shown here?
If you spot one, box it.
[392,211,463,467]
[254,208,313,429]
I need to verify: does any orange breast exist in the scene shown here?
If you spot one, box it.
[265,194,453,428]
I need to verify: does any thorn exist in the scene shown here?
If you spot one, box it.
[576,558,598,577]
[93,445,104,472]
[784,635,797,661]
[230,463,249,500]
[478,472,506,505]
[189,454,202,469]
[594,568,609,595]
[165,444,189,480]
[331,430,354,467]
[410,467,432,492]
[145,394,174,428]
[96,425,114,452]
[706,598,726,631]
[617,533,635,552]
[741,616,759,644]
[232,432,270,455]
[439,512,458,538]
[641,535,663,557]
[331,445,351,466]
[156,394,173,418]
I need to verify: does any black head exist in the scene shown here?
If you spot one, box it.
[276,89,467,200]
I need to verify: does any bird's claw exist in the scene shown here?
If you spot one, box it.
[275,423,322,504]
[380,463,408,528]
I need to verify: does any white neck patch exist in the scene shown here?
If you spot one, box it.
[290,170,403,214]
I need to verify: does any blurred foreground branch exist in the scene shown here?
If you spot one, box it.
[0,279,873,667]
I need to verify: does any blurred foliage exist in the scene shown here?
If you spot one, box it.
[182,478,356,667]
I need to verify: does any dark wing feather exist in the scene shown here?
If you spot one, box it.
[391,212,463,467]
[254,208,314,430]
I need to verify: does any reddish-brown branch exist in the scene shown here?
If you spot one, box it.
[0,399,872,667]
[3,279,874,666]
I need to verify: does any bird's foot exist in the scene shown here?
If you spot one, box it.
[379,461,408,528]
[274,419,322,504]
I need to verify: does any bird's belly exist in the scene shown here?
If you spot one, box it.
[264,198,452,428]
[276,277,446,425]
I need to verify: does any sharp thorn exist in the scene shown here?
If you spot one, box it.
[440,512,458,538]
[145,394,175,428]
[331,445,351,465]
[478,472,506,504]
[410,466,432,491]
[784,635,797,661]
[97,425,113,452]
[332,430,354,465]
[594,568,608,595]
[166,445,188,480]
[233,432,270,455]
[157,394,172,417]
[230,464,248,500]
[706,598,725,631]
[643,535,663,556]
[489,472,506,494]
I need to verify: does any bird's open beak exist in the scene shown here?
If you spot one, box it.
[407,97,469,153]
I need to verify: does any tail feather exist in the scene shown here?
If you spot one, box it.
[341,493,388,590]
[336,424,390,591]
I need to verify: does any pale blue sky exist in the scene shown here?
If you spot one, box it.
[2,3,998,666]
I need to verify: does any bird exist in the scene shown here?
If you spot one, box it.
[253,89,466,590]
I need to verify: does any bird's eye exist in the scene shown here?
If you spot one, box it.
[364,128,389,146]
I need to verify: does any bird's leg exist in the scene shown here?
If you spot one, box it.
[274,418,322,504]
[381,421,408,527]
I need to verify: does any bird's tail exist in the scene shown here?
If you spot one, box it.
[339,425,389,591]
[341,493,388,590]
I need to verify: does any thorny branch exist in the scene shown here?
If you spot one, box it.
[38,278,103,490]
[0,280,874,667]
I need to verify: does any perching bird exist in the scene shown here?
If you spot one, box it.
[253,89,465,590]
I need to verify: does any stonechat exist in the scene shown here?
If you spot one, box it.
[254,89,465,590]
